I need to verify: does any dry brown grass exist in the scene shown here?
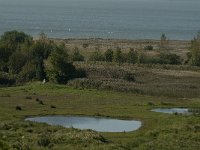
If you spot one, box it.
[71,62,200,98]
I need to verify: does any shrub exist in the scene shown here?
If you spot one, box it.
[126,48,138,64]
[38,100,44,105]
[82,43,89,48]
[71,47,84,61]
[50,105,56,108]
[0,72,15,85]
[147,101,155,106]
[123,73,136,82]
[104,49,114,62]
[25,96,32,99]
[17,62,37,83]
[189,34,200,66]
[75,68,87,78]
[16,106,22,111]
[159,53,182,65]
[113,48,125,65]
[89,50,104,61]
[38,135,51,147]
[47,45,77,84]
[144,45,154,51]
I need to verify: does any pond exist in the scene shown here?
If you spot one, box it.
[151,108,189,114]
[25,116,141,132]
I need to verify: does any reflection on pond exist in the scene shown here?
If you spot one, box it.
[151,108,189,114]
[25,116,141,132]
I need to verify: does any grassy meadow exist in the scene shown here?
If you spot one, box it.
[0,32,200,149]
[0,81,200,149]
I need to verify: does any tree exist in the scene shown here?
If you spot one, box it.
[113,48,124,65]
[189,36,200,66]
[8,51,27,74]
[0,31,33,72]
[71,47,84,61]
[127,48,138,64]
[104,49,113,62]
[160,33,169,50]
[47,45,76,84]
[89,50,104,61]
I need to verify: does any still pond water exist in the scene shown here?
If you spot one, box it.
[151,108,189,114]
[25,116,142,132]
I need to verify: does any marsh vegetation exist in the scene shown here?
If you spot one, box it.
[0,31,200,149]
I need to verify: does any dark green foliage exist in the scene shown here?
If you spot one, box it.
[127,48,138,64]
[38,134,51,147]
[25,96,32,99]
[18,62,37,83]
[8,51,27,74]
[35,57,46,80]
[0,31,32,72]
[0,140,10,150]
[0,31,85,85]
[123,73,136,82]
[0,30,32,45]
[160,33,169,50]
[147,101,155,106]
[38,100,44,105]
[0,72,15,85]
[189,36,200,66]
[75,68,87,78]
[144,53,182,65]
[113,48,124,65]
[89,50,104,61]
[137,53,147,64]
[47,45,77,84]
[158,53,182,65]
[144,45,154,51]
[82,43,89,48]
[71,47,84,61]
[104,49,114,62]
[50,105,56,108]
[30,41,52,60]
[15,106,22,111]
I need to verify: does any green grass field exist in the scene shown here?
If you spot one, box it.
[0,82,200,149]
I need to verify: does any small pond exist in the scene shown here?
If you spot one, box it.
[25,116,141,132]
[151,108,189,114]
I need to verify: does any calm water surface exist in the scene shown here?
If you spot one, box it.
[25,116,142,132]
[152,108,189,114]
[0,0,200,39]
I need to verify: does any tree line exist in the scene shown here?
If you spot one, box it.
[0,31,200,85]
[0,31,85,85]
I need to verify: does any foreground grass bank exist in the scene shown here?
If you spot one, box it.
[0,83,200,149]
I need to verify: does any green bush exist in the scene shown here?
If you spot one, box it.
[89,50,104,61]
[104,49,114,62]
[123,73,136,82]
[126,48,138,64]
[113,48,125,65]
[144,45,154,51]
[0,72,15,85]
[71,47,84,61]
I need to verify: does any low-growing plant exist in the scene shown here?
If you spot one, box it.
[144,45,154,51]
[50,105,56,108]
[123,73,136,82]
[25,96,32,99]
[16,106,22,111]
[38,100,44,105]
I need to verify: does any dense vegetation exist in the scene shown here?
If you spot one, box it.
[0,31,85,86]
[0,31,200,87]
[0,31,200,149]
[0,83,199,149]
